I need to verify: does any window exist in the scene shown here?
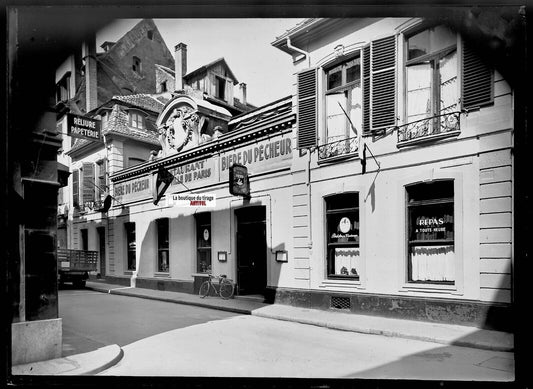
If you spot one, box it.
[196,213,211,273]
[129,111,145,130]
[56,73,71,103]
[132,56,142,73]
[156,218,169,272]
[125,222,136,271]
[128,157,145,168]
[96,160,107,201]
[406,180,454,284]
[405,25,458,128]
[147,30,153,40]
[216,76,226,101]
[72,169,80,209]
[82,162,95,208]
[326,193,360,279]
[325,56,361,144]
[160,81,167,93]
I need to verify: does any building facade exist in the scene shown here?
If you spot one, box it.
[269,17,516,330]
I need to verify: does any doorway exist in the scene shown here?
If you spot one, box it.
[97,227,106,278]
[236,206,267,296]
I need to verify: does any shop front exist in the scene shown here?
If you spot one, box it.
[104,95,296,298]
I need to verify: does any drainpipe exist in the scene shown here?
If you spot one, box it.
[307,149,312,289]
[286,37,310,67]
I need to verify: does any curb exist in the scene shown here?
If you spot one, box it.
[11,344,124,376]
[252,308,514,352]
[86,284,256,315]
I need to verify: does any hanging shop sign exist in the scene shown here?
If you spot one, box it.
[67,113,101,141]
[167,193,216,208]
[229,163,250,197]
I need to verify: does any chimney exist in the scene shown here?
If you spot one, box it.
[238,83,247,106]
[174,43,187,91]
[82,39,98,112]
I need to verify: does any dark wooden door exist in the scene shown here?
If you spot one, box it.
[97,227,106,277]
[236,207,266,295]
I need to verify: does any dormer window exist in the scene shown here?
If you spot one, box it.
[147,30,153,40]
[132,56,142,74]
[216,76,226,101]
[160,81,167,93]
[129,110,145,130]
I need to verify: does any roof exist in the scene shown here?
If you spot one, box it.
[112,94,168,113]
[184,57,238,84]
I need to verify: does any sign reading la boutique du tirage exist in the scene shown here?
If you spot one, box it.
[112,135,293,205]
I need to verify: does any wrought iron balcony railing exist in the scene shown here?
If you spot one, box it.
[397,109,461,145]
[317,136,360,161]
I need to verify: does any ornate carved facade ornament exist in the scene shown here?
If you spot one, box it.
[157,103,200,157]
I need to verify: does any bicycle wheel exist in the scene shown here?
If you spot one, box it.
[219,279,234,299]
[199,281,210,298]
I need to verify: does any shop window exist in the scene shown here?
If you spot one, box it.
[156,218,169,273]
[129,111,145,130]
[406,180,454,284]
[326,193,360,279]
[324,56,361,145]
[405,25,458,131]
[125,222,136,271]
[195,213,211,273]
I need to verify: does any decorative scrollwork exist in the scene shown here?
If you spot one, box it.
[158,105,200,156]
[318,136,360,161]
[397,106,461,144]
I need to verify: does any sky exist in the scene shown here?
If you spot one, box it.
[96,18,304,107]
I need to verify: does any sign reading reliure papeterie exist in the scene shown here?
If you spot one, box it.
[67,113,101,141]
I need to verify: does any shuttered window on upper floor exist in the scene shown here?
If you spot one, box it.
[462,41,494,109]
[82,162,95,204]
[296,68,318,149]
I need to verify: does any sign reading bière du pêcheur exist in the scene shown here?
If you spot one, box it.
[67,113,101,141]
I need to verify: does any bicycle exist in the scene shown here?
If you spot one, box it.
[199,274,234,299]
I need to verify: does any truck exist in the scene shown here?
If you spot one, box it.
[57,248,98,288]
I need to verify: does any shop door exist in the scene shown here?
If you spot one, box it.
[236,206,267,295]
[97,227,106,278]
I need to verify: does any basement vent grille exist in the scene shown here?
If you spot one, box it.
[330,296,351,310]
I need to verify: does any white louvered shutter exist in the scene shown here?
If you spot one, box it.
[370,35,397,132]
[362,44,371,134]
[296,68,318,149]
[462,41,494,109]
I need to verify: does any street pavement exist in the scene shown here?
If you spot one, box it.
[11,279,515,380]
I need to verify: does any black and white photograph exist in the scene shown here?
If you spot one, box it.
[3,2,529,388]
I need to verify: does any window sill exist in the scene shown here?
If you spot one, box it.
[399,282,458,294]
[397,130,460,148]
[124,271,135,275]
[317,152,359,165]
[320,278,362,290]
[154,272,170,278]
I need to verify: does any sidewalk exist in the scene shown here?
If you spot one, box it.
[11,279,514,376]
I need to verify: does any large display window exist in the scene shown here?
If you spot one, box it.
[325,193,360,279]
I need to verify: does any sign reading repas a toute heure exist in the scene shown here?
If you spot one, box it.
[220,136,292,178]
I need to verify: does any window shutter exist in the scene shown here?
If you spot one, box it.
[82,162,95,203]
[72,169,79,208]
[362,45,371,133]
[462,41,494,109]
[370,35,396,131]
[296,68,318,149]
